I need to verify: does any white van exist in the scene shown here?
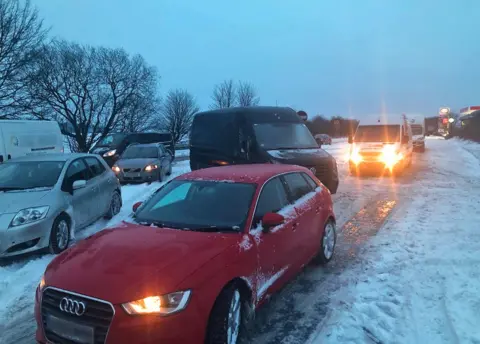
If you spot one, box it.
[348,115,413,175]
[0,120,64,162]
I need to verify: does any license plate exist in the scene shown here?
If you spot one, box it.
[46,315,94,344]
[126,173,141,178]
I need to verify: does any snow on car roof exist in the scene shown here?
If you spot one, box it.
[177,164,310,184]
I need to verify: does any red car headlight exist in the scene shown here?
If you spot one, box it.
[122,290,191,315]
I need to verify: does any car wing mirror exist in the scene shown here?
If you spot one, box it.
[132,201,143,212]
[72,180,87,191]
[261,212,285,233]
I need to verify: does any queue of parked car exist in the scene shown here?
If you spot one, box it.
[1,106,428,344]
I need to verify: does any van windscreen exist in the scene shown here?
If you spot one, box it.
[98,134,126,146]
[354,125,400,143]
[253,123,318,150]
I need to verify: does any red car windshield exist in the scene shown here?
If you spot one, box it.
[134,180,256,231]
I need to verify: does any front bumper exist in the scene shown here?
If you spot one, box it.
[115,169,160,183]
[35,286,207,344]
[0,214,55,258]
[349,159,405,174]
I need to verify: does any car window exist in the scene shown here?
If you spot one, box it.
[64,159,91,188]
[84,157,106,177]
[302,173,319,190]
[253,177,290,224]
[284,172,313,201]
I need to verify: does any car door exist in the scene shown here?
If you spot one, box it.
[84,156,113,218]
[250,176,297,303]
[62,159,93,228]
[283,172,321,265]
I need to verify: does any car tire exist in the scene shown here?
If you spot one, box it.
[312,220,336,265]
[104,190,122,219]
[206,284,245,344]
[48,215,71,254]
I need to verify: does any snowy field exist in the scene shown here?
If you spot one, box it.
[2,137,480,343]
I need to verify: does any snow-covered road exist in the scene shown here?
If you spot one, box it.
[1,138,480,344]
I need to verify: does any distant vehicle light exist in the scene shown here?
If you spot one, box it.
[439,107,450,115]
[448,118,455,123]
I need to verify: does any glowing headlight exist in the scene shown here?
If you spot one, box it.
[103,149,117,157]
[145,164,158,172]
[350,148,362,165]
[10,206,49,227]
[381,145,403,167]
[112,165,121,173]
[39,274,46,290]
[122,290,191,315]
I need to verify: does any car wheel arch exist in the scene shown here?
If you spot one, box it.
[205,277,255,341]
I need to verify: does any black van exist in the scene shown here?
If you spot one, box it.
[189,106,339,194]
[90,132,174,167]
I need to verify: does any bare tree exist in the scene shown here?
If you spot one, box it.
[157,89,199,144]
[0,0,47,119]
[237,81,260,107]
[22,40,160,152]
[210,79,236,109]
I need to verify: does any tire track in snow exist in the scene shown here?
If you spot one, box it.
[249,197,399,344]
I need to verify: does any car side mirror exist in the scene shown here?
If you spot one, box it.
[72,180,87,190]
[401,135,409,144]
[261,212,285,233]
[132,201,143,212]
[348,135,353,144]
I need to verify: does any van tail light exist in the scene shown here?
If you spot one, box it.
[211,160,228,166]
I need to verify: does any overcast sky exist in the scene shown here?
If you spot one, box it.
[32,0,479,119]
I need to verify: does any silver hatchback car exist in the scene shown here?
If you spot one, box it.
[0,153,122,258]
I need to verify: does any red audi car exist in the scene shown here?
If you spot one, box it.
[35,164,336,344]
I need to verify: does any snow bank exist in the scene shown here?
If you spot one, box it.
[309,138,480,344]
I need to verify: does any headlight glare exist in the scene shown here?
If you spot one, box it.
[39,274,46,290]
[350,148,362,165]
[112,165,121,173]
[10,206,49,227]
[103,149,116,157]
[122,290,191,315]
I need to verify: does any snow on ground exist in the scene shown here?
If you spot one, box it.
[307,137,480,344]
[0,160,191,343]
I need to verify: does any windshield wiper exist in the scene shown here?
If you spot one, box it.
[188,226,240,233]
[136,220,184,230]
